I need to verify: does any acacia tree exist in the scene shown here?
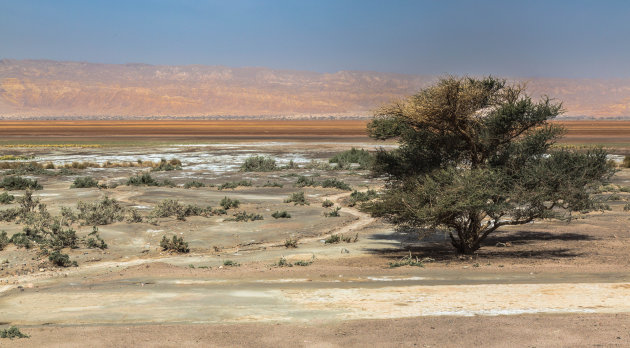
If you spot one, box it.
[364,76,613,254]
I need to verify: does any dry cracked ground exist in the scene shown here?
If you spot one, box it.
[1,140,630,347]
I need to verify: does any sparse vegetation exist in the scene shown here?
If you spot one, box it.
[126,173,174,187]
[325,233,357,243]
[348,189,378,207]
[71,176,99,188]
[160,235,190,253]
[77,197,126,225]
[226,211,263,222]
[295,175,316,187]
[218,180,252,190]
[152,199,209,221]
[0,230,9,250]
[274,257,293,267]
[151,158,182,171]
[262,181,283,188]
[388,252,424,268]
[329,147,373,170]
[240,155,278,172]
[322,199,334,207]
[623,156,630,168]
[323,206,341,217]
[0,176,42,190]
[49,250,78,267]
[0,192,15,204]
[284,237,298,248]
[320,178,352,191]
[272,210,291,219]
[285,191,308,205]
[223,260,239,266]
[184,180,206,189]
[0,326,29,339]
[220,196,240,210]
[86,226,108,249]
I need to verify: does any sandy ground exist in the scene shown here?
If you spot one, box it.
[1,140,630,346]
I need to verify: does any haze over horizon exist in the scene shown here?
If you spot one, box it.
[2,0,630,79]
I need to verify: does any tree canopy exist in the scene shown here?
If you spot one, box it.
[365,76,614,254]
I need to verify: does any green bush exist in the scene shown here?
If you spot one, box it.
[325,233,357,243]
[284,237,298,248]
[71,176,99,188]
[322,199,334,207]
[49,250,78,267]
[240,156,278,172]
[77,196,126,225]
[226,211,264,222]
[324,206,341,217]
[9,233,32,249]
[262,181,283,188]
[623,156,630,168]
[0,326,29,339]
[329,148,373,170]
[348,189,378,207]
[47,224,78,250]
[126,173,173,187]
[295,176,316,187]
[126,208,143,223]
[320,178,351,191]
[152,199,207,221]
[272,210,291,219]
[86,226,108,249]
[160,235,190,253]
[223,260,239,266]
[151,158,182,171]
[0,176,42,190]
[0,192,15,204]
[220,197,240,210]
[218,180,252,190]
[0,230,8,250]
[285,191,308,205]
[274,257,292,267]
[184,180,206,189]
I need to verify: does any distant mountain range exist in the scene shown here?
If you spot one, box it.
[1,59,629,119]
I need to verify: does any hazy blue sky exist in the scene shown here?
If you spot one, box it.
[1,0,629,77]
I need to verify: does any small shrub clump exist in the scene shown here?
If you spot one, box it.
[220,197,240,210]
[295,176,317,188]
[86,226,108,249]
[151,158,182,171]
[323,206,341,217]
[0,176,43,190]
[184,180,206,189]
[320,178,351,191]
[348,189,378,207]
[0,326,29,339]
[126,173,173,187]
[262,181,283,188]
[284,237,298,248]
[160,235,190,253]
[223,260,240,266]
[218,180,252,190]
[624,156,630,168]
[240,156,278,172]
[71,176,99,188]
[328,148,373,170]
[322,199,334,207]
[226,211,264,222]
[0,192,15,204]
[0,230,9,250]
[272,210,291,219]
[49,250,78,267]
[284,191,308,205]
[325,233,358,244]
[77,197,126,225]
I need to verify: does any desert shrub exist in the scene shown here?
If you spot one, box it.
[125,173,173,187]
[324,207,341,217]
[284,237,298,248]
[223,260,239,266]
[302,160,334,170]
[49,250,77,267]
[329,148,373,170]
[609,193,622,201]
[0,230,8,250]
[240,156,278,172]
[151,158,182,171]
[348,189,378,207]
[86,226,108,249]
[285,191,308,205]
[0,208,19,222]
[0,326,29,339]
[226,211,264,222]
[0,192,15,204]
[624,202,630,211]
[3,162,54,176]
[620,186,630,193]
[71,176,99,188]
[47,224,78,250]
[220,197,240,210]
[272,210,291,219]
[283,160,299,169]
[184,180,206,189]
[624,156,630,168]
[125,208,143,223]
[320,178,351,191]
[388,252,424,268]
[324,234,341,244]
[322,199,334,207]
[274,257,293,267]
[295,176,316,187]
[218,180,252,190]
[60,206,77,224]
[262,181,283,188]
[160,235,190,253]
[0,176,42,190]
[152,199,207,221]
[324,233,357,244]
[294,260,313,266]
[9,233,32,249]
[77,196,126,225]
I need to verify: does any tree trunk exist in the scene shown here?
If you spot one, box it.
[450,226,482,254]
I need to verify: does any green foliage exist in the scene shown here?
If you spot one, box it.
[77,196,126,225]
[324,234,340,244]
[623,156,630,168]
[274,257,293,267]
[152,199,207,221]
[86,226,108,249]
[126,173,173,187]
[0,230,8,250]
[9,233,32,249]
[329,147,373,169]
[0,176,42,190]
[49,250,78,267]
[0,326,29,339]
[71,176,99,188]
[184,180,206,189]
[220,197,240,210]
[323,206,341,217]
[365,76,614,254]
[125,208,143,223]
[0,192,15,204]
[226,211,263,222]
[262,181,283,188]
[320,178,351,191]
[322,199,334,207]
[388,252,424,268]
[295,176,316,187]
[218,180,252,190]
[223,260,239,266]
[151,158,182,171]
[285,191,308,205]
[348,189,378,207]
[272,210,291,219]
[160,235,190,253]
[293,260,313,266]
[240,155,278,172]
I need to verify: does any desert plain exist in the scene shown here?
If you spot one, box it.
[1,120,630,347]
